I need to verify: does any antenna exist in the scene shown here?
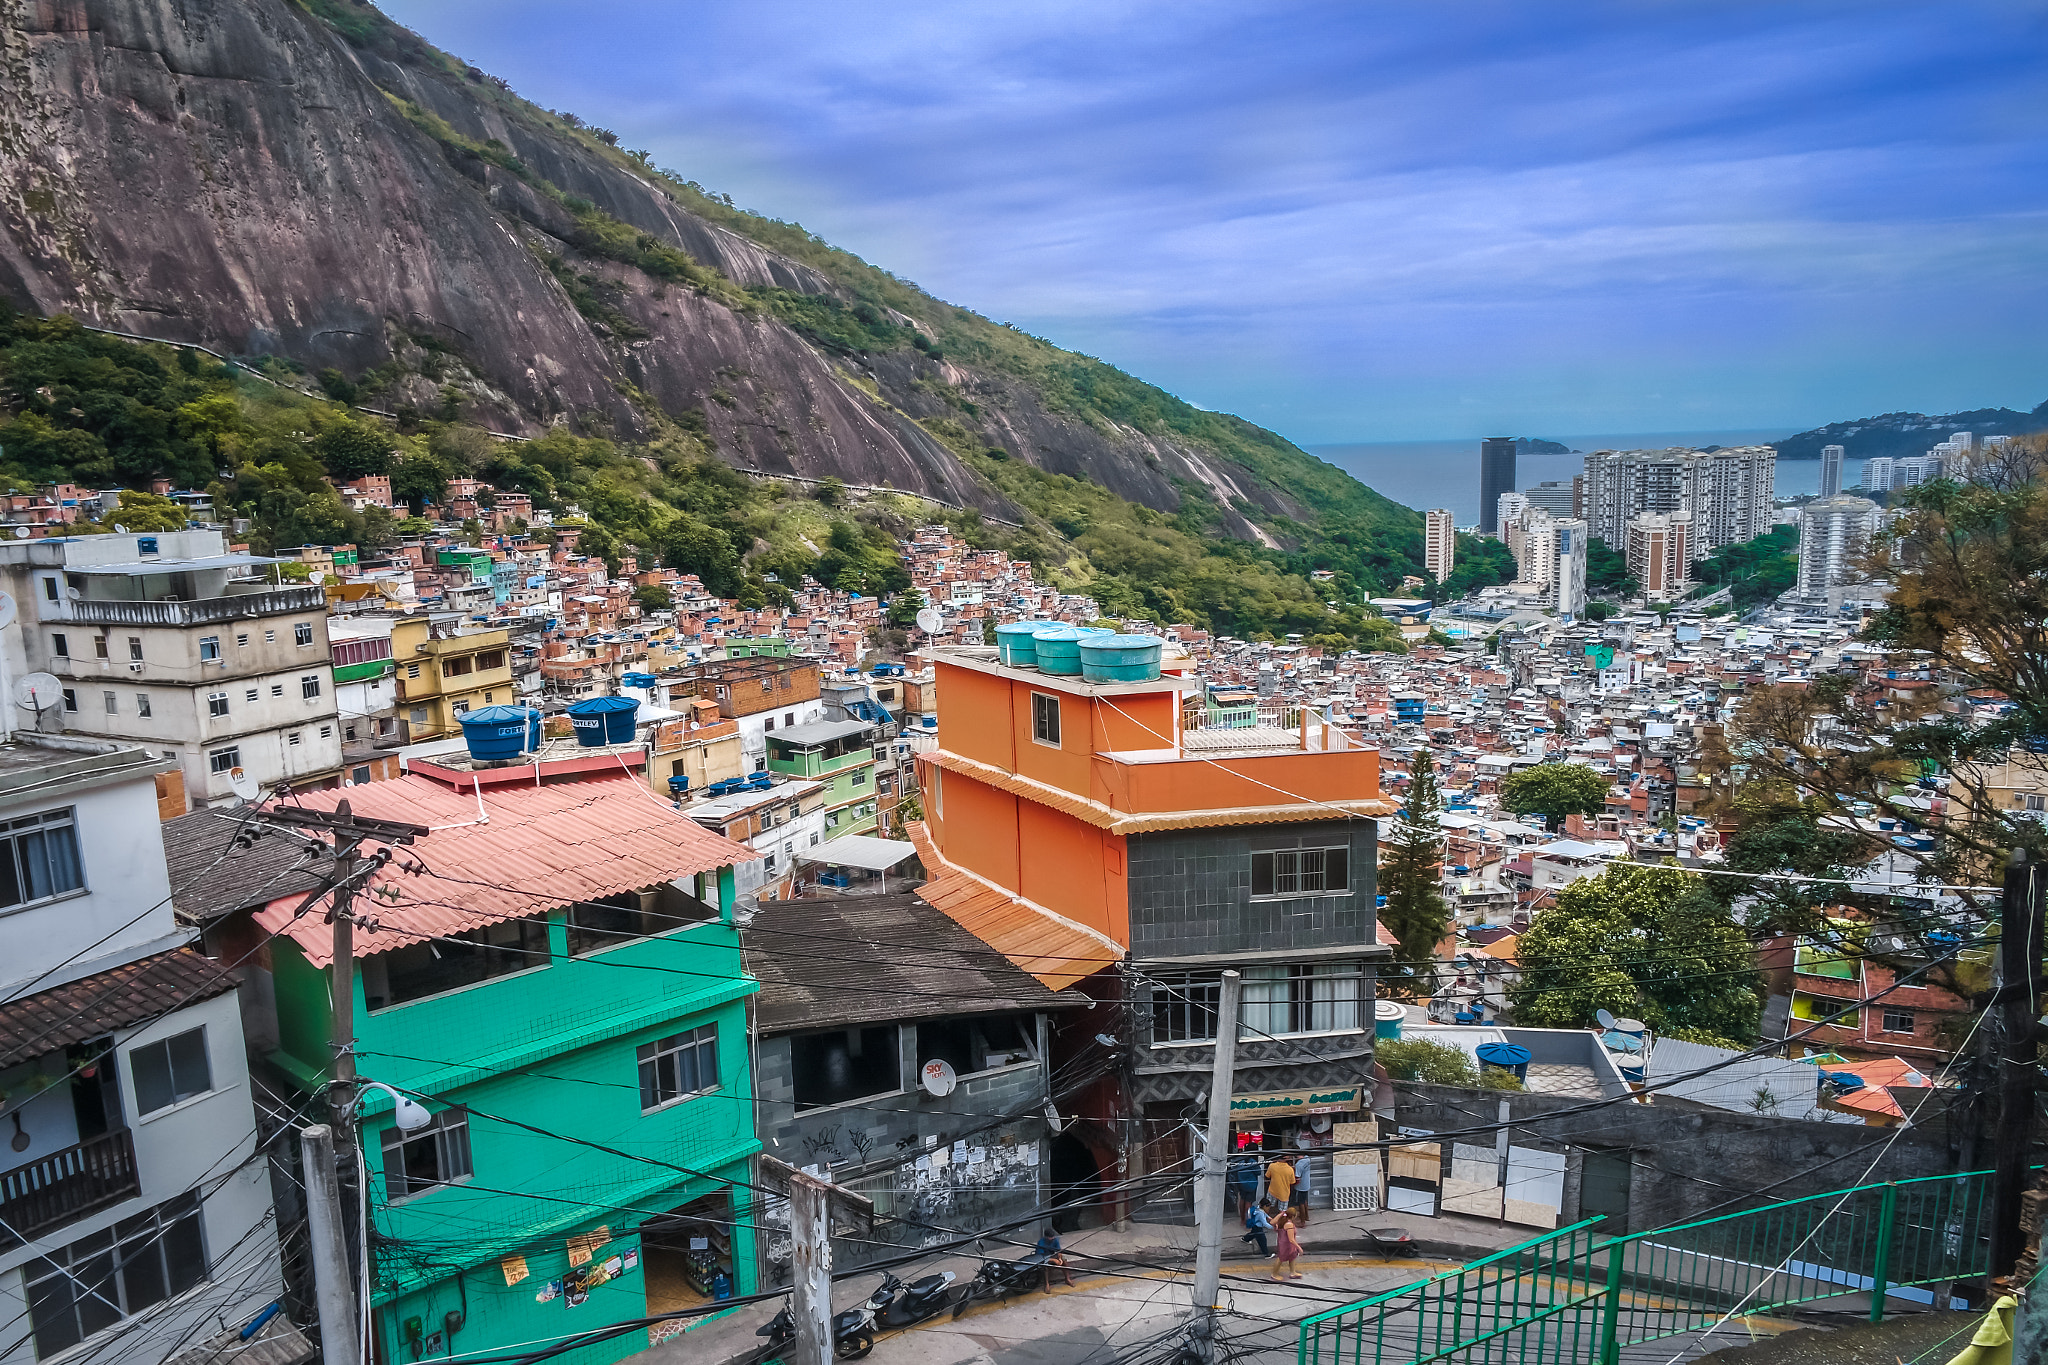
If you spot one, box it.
[11,526,28,540]
[227,767,260,801]
[918,1058,957,1098]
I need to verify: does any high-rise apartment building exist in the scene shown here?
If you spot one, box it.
[1796,495,1883,603]
[1495,492,1528,531]
[1523,480,1577,517]
[1625,512,1691,595]
[1513,511,1589,615]
[1863,457,1895,492]
[1479,437,1517,534]
[1424,509,1457,584]
[1580,446,1775,559]
[1819,445,1844,498]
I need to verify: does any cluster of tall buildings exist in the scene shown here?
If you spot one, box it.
[1580,446,1776,556]
[1860,431,2012,493]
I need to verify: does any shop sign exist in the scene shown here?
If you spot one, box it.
[1229,1086,1359,1119]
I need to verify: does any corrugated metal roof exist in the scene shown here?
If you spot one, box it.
[904,822,1121,991]
[252,775,756,966]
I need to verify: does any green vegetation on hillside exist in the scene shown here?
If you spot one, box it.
[1690,525,1798,607]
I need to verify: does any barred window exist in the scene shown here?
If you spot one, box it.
[1151,972,1222,1043]
[638,1025,719,1111]
[0,810,84,911]
[25,1192,206,1359]
[1250,846,1350,898]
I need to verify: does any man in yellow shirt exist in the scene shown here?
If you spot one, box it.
[1263,1156,1295,1211]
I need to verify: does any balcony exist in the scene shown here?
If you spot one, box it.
[40,585,327,629]
[0,1129,141,1247]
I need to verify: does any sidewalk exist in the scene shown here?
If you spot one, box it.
[631,1203,1539,1365]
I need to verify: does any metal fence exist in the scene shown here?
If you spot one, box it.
[1298,1168,2002,1365]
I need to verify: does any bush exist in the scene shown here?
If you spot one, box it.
[1376,1038,1477,1087]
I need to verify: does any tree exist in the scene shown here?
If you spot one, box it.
[1585,538,1639,597]
[633,584,674,613]
[390,450,452,510]
[887,589,925,630]
[1500,763,1611,832]
[1509,864,1763,1040]
[661,518,741,598]
[315,417,395,480]
[1584,601,1614,622]
[1376,1038,1477,1086]
[1378,749,1450,984]
[89,489,188,533]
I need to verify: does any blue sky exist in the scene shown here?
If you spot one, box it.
[381,0,2048,443]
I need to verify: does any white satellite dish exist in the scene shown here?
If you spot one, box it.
[1595,1008,1618,1031]
[0,593,15,632]
[13,673,62,712]
[309,571,327,585]
[919,1058,958,1098]
[914,607,944,633]
[1615,1017,1646,1035]
[12,526,29,540]
[113,524,127,535]
[227,766,260,801]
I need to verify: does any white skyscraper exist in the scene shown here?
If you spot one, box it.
[1581,445,1775,559]
[1863,457,1895,492]
[1425,508,1457,584]
[1553,518,1589,617]
[1819,445,1845,498]
[1496,492,1529,530]
[1796,495,1883,604]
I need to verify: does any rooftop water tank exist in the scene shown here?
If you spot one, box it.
[1079,633,1164,683]
[459,705,541,762]
[1475,1041,1532,1082]
[1031,626,1108,676]
[568,695,640,746]
[1374,999,1405,1041]
[995,621,1044,669]
[620,671,658,689]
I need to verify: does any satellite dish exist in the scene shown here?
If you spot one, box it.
[1595,1008,1618,1030]
[1616,1017,1646,1036]
[228,766,260,801]
[1309,1115,1333,1134]
[11,526,27,540]
[13,673,62,712]
[309,571,327,585]
[915,607,944,634]
[919,1058,958,1098]
[0,593,15,631]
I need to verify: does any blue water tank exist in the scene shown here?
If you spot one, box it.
[1079,633,1164,683]
[995,621,1043,668]
[459,705,541,761]
[620,671,658,689]
[1476,1042,1532,1081]
[568,695,640,746]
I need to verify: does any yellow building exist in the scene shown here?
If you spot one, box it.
[391,617,515,741]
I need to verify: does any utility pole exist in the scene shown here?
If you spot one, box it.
[788,1170,833,1365]
[1992,849,2042,1285]
[1190,970,1242,1365]
[301,1124,360,1365]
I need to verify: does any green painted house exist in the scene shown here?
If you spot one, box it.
[244,765,763,1365]
[766,718,880,839]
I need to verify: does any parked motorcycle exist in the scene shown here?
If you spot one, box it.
[864,1269,957,1327]
[951,1250,1047,1317]
[755,1300,875,1361]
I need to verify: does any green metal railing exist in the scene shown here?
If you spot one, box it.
[1298,1168,2002,1365]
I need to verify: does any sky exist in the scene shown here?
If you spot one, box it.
[379,0,2048,444]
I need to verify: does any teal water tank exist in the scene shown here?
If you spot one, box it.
[995,621,1043,668]
[1032,626,1109,676]
[567,695,640,746]
[1374,1000,1405,1040]
[459,705,540,761]
[1079,634,1164,683]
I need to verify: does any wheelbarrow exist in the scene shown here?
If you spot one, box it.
[1364,1227,1419,1257]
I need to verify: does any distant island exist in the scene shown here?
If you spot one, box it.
[1770,399,2047,460]
[1512,437,1576,454]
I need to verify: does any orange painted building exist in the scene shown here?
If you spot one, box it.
[907,645,1395,1220]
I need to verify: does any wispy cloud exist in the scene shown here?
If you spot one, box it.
[381,0,2048,439]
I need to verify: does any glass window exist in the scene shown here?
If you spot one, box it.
[475,650,506,671]
[301,675,322,699]
[130,1027,211,1115]
[381,1109,472,1202]
[24,1192,206,1359]
[1241,964,1363,1037]
[127,637,142,661]
[295,622,314,646]
[135,694,151,719]
[1150,973,1222,1043]
[1881,1007,1915,1034]
[792,1026,900,1110]
[199,636,220,662]
[50,634,68,658]
[0,810,84,910]
[208,692,229,718]
[566,885,715,956]
[61,689,76,713]
[1031,693,1060,746]
[208,747,240,774]
[101,691,116,715]
[361,917,548,1010]
[92,636,108,659]
[1249,846,1350,898]
[637,1025,719,1111]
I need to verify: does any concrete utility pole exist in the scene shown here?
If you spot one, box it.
[1991,850,2042,1284]
[301,1124,360,1365]
[789,1171,834,1365]
[1190,970,1242,1365]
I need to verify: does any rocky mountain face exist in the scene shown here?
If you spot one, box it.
[0,0,1391,541]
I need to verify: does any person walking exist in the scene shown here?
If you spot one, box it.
[1241,1199,1272,1257]
[1272,1209,1304,1281]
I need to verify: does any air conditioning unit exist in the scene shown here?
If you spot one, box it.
[128,662,145,673]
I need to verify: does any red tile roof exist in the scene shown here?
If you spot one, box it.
[0,949,237,1068]
[252,775,756,966]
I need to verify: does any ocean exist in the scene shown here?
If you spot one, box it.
[1308,428,1839,525]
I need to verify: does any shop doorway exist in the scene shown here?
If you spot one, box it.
[1048,1133,1102,1232]
[640,1190,735,1313]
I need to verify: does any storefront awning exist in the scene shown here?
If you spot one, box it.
[1229,1086,1361,1121]
[797,834,918,872]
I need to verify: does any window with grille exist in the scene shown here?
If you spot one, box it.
[1250,846,1350,898]
[638,1025,719,1111]
[0,809,83,910]
[1881,1007,1916,1034]
[1031,693,1060,746]
[24,1192,206,1359]
[295,622,314,646]
[381,1109,472,1201]
[1150,972,1222,1043]
[301,675,322,698]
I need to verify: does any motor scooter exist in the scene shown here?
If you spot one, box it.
[864,1269,958,1327]
[951,1249,1045,1317]
[755,1299,875,1360]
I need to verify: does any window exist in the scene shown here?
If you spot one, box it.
[360,917,548,1009]
[1250,846,1350,898]
[320,725,332,740]
[101,691,116,715]
[409,708,428,725]
[763,717,774,732]
[475,649,505,671]
[917,1014,1034,1077]
[0,810,84,910]
[24,1192,206,1359]
[199,636,220,662]
[1241,963,1363,1036]
[287,732,301,747]
[207,692,229,718]
[135,694,151,719]
[294,622,314,646]
[270,684,283,698]
[92,636,108,659]
[2026,794,2047,813]
[407,663,420,679]
[1031,693,1060,747]
[442,655,473,677]
[301,675,322,699]
[130,1027,211,1115]
[637,1025,719,1110]
[763,852,777,873]
[245,689,258,702]
[61,689,77,713]
[1151,972,1222,1043]
[381,1109,472,1201]
[1881,1007,1916,1034]
[785,712,795,726]
[39,577,58,602]
[236,633,249,649]
[352,766,372,784]
[792,1026,900,1109]
[263,629,275,644]
[850,767,868,786]
[127,637,142,661]
[49,634,67,658]
[208,746,241,774]
[451,700,470,717]
[566,884,715,956]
